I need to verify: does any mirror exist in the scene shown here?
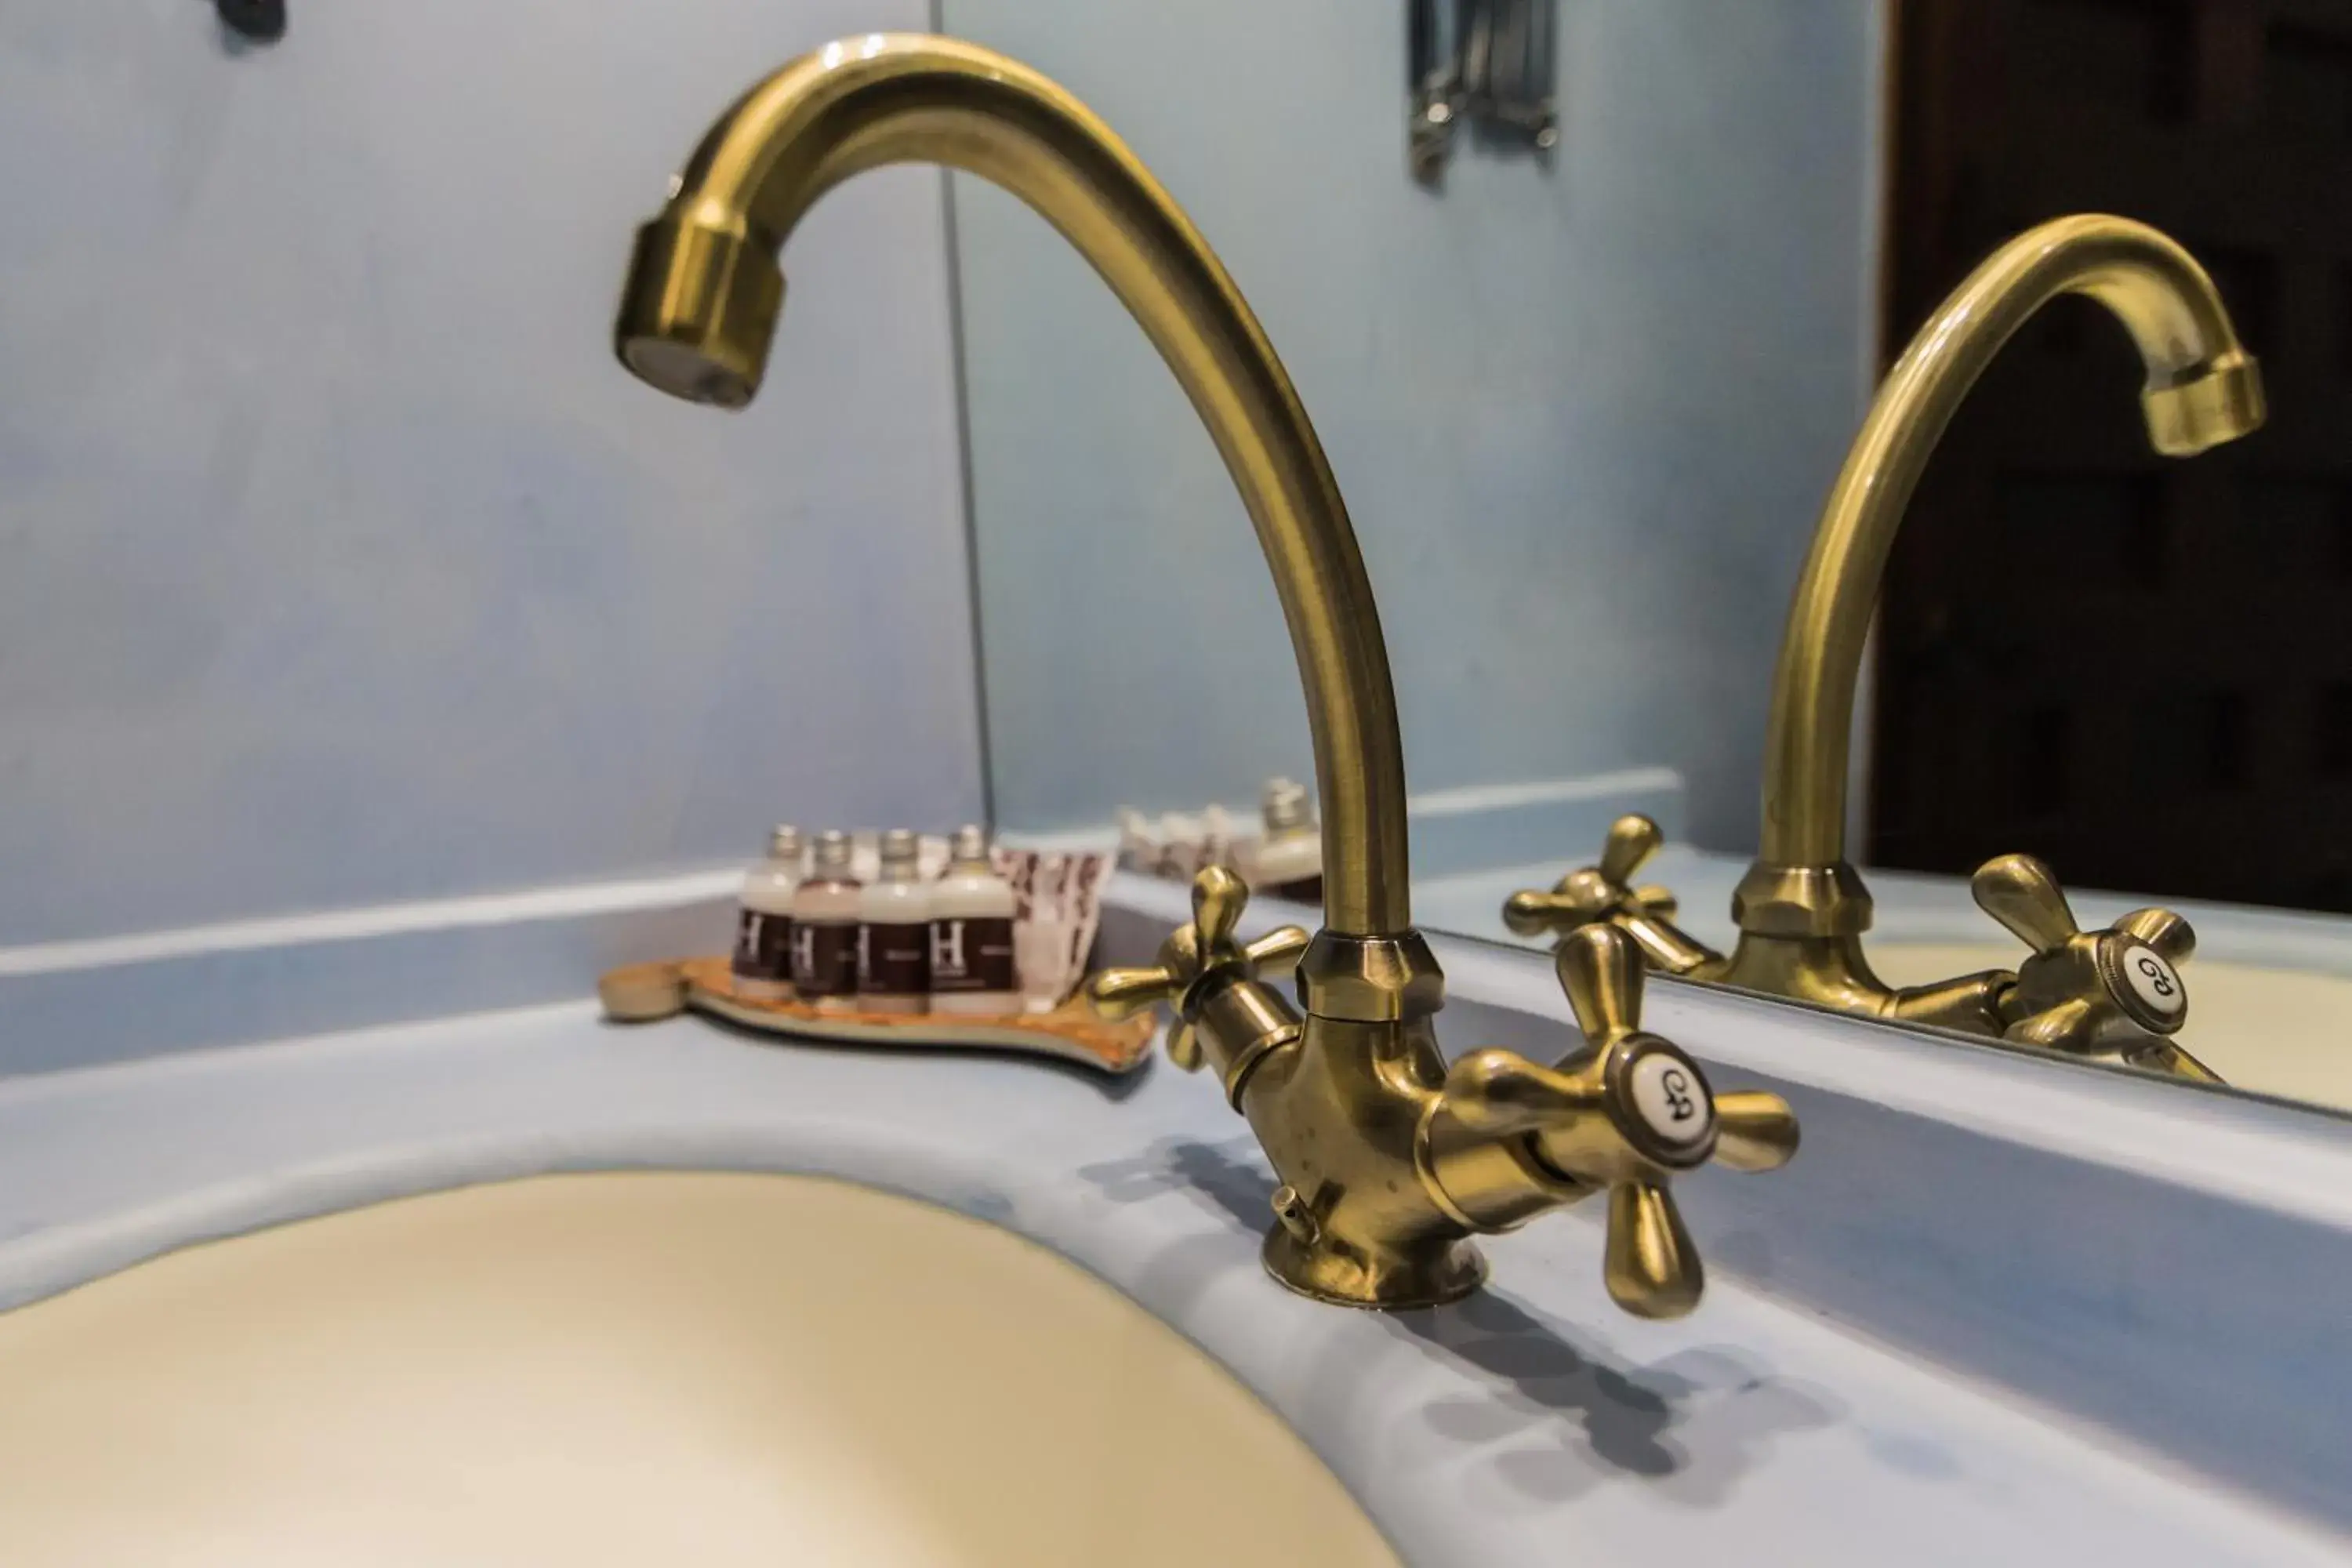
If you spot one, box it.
[942,5,2352,1115]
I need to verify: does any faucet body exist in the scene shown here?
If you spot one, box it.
[1197,991,1491,1307]
[1510,216,2262,1073]
[1098,868,1796,1311]
[619,34,1795,1312]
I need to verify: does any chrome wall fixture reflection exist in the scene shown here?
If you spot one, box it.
[614,34,1795,1313]
[1408,0,1559,183]
[1508,216,2263,1083]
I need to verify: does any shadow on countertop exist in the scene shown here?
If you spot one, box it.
[1077,1134,1849,1506]
[1078,1134,1280,1232]
[1388,1288,1845,1506]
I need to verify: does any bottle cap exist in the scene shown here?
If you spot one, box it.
[768,825,804,860]
[878,828,922,881]
[811,829,856,877]
[950,823,993,866]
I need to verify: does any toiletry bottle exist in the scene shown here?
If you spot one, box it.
[929,824,1020,1016]
[731,825,804,1000]
[1253,777,1324,905]
[792,830,863,1013]
[858,829,931,1014]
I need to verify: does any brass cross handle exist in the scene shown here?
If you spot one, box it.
[1087,866,1309,1071]
[1435,925,1799,1317]
[1500,815,1715,974]
[1970,854,2217,1080]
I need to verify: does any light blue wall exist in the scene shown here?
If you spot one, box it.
[942,1,1883,855]
[0,1,984,946]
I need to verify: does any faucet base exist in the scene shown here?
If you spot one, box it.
[1718,931,2009,1036]
[1261,1224,1486,1310]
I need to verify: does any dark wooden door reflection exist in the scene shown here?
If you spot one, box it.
[1874,0,2352,910]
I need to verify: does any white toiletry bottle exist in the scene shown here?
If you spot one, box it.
[793,830,863,1013]
[858,828,931,1015]
[929,824,1020,1016]
[1253,777,1324,905]
[731,824,804,1000]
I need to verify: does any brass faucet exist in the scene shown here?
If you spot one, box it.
[1091,869,1798,1313]
[1509,215,2260,1080]
[615,34,1796,1312]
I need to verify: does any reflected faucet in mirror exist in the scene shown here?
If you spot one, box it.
[614,33,1796,1314]
[1507,215,2263,1081]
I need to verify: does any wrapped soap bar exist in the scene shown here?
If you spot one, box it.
[996,846,1112,1012]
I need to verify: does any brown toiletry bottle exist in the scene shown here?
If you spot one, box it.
[858,829,931,1015]
[731,824,804,1000]
[793,830,862,1013]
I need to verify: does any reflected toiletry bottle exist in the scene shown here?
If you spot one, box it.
[731,824,804,1000]
[847,830,882,885]
[1115,808,1156,873]
[858,829,931,1015]
[1156,813,1203,880]
[1199,804,1236,871]
[793,830,862,1013]
[916,832,953,882]
[929,824,1021,1017]
[1252,777,1323,905]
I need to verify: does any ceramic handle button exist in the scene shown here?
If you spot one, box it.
[1626,1051,1714,1147]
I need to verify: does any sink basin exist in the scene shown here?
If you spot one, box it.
[0,1171,1397,1567]
[1871,943,2352,1109]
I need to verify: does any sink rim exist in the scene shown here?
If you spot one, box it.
[2,988,2349,1565]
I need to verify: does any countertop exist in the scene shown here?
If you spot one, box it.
[1,980,2343,1566]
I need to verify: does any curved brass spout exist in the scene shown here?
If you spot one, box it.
[1757,213,2263,879]
[613,33,1412,954]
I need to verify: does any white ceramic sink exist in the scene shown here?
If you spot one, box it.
[1872,943,2352,1109]
[0,1171,1398,1568]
